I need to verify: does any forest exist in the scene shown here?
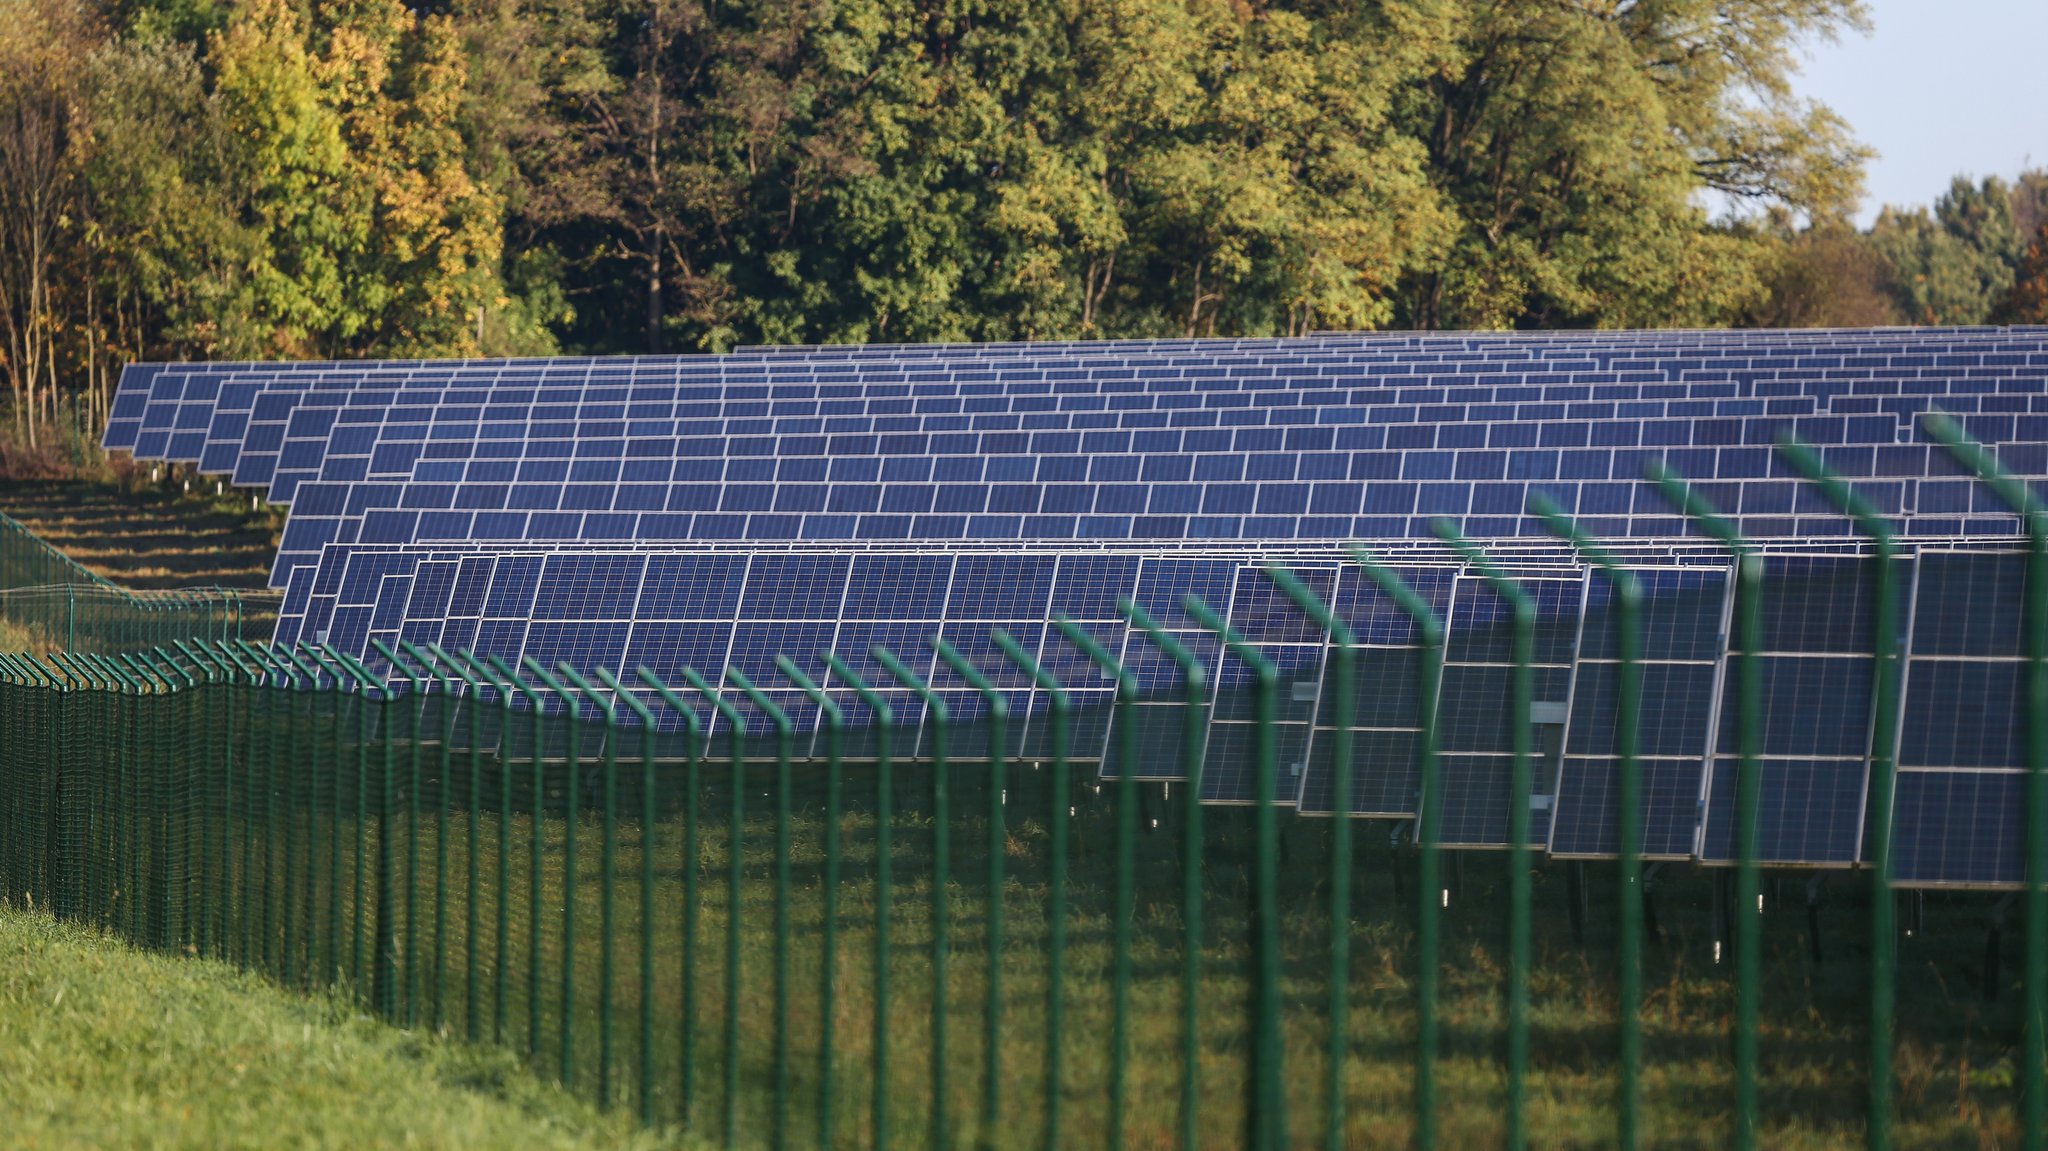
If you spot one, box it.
[2,0,2046,460]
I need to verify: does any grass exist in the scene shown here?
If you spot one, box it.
[0,903,679,1150]
[41,718,2038,1150]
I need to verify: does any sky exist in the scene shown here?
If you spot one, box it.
[1790,0,2048,225]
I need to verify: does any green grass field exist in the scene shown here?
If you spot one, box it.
[50,733,2037,1150]
[0,904,677,1150]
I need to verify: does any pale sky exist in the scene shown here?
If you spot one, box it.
[1790,0,2048,225]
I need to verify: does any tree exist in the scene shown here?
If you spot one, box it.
[1745,218,1899,328]
[1993,222,2048,325]
[0,0,96,447]
[1397,0,1870,330]
[1867,175,2026,326]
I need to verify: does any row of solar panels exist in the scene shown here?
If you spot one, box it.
[103,328,2048,590]
[98,330,2048,890]
[271,540,2030,887]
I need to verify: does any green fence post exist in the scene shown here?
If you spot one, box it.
[524,658,585,1089]
[375,640,429,1028]
[1264,564,1359,1151]
[1529,491,1644,1150]
[180,640,232,963]
[246,642,302,988]
[820,652,896,1151]
[153,646,198,954]
[1777,433,1905,1151]
[1112,603,1209,1151]
[873,645,956,1151]
[20,655,61,922]
[776,657,844,1150]
[987,629,1072,1151]
[50,653,99,926]
[335,648,398,1020]
[727,666,797,1151]
[301,644,355,993]
[214,634,268,966]
[1922,410,2048,1151]
[932,636,1009,1151]
[1047,618,1140,1151]
[676,664,748,1151]
[459,650,520,1049]
[1431,522,1535,1151]
[45,656,81,922]
[560,662,622,1110]
[227,634,286,974]
[1182,597,1287,1151]
[485,653,550,1062]
[597,666,660,1127]
[402,640,461,1035]
[1344,549,1447,1151]
[634,668,708,1132]
[124,652,173,950]
[314,644,375,1001]
[214,642,266,971]
[1647,463,1764,1150]
[277,644,331,991]
[431,644,489,1044]
[93,655,139,937]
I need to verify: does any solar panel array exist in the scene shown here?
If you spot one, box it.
[104,327,2048,886]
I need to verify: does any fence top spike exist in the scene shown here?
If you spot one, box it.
[297,642,353,690]
[1430,520,1537,622]
[722,665,792,735]
[171,638,219,683]
[1644,461,1754,560]
[1774,432,1897,550]
[371,638,425,693]
[1920,408,2047,527]
[870,645,948,724]
[1263,563,1356,647]
[1526,490,1642,603]
[676,664,747,736]
[555,662,618,727]
[481,653,544,705]
[819,652,894,727]
[632,666,705,737]
[424,643,487,695]
[152,645,197,687]
[1117,599,1205,691]
[218,634,274,679]
[401,638,463,693]
[1051,614,1139,698]
[1180,595,1276,682]
[775,655,844,728]
[989,628,1072,707]
[47,652,92,690]
[328,645,392,698]
[1346,545,1448,646]
[452,649,515,703]
[519,656,578,720]
[274,643,327,689]
[594,666,656,728]
[931,636,1007,719]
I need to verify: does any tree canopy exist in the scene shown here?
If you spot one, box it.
[17,0,2042,457]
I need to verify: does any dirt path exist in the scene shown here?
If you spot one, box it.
[0,479,277,590]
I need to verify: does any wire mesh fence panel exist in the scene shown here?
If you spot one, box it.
[10,420,2048,1148]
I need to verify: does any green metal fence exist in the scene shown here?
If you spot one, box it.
[0,426,2043,1147]
[0,509,268,650]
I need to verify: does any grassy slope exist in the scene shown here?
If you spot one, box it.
[0,477,278,590]
[0,907,679,1150]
